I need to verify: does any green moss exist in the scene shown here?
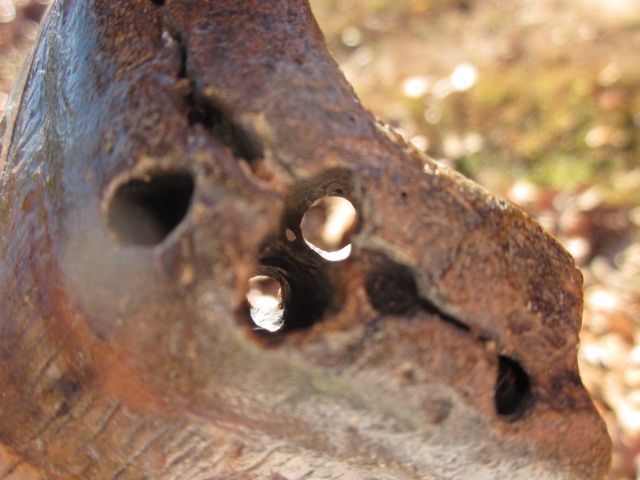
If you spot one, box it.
[530,154,596,190]
[457,152,485,178]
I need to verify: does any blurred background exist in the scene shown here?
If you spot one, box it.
[0,0,638,477]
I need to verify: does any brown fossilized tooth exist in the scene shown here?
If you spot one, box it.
[0,1,611,479]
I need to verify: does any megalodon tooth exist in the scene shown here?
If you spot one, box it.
[0,1,611,479]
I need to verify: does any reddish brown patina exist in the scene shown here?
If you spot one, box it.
[0,1,610,479]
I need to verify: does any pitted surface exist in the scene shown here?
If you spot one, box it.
[0,1,610,479]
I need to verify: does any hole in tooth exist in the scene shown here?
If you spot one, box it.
[495,355,531,417]
[107,171,194,246]
[246,275,285,332]
[285,228,297,242]
[366,260,419,315]
[301,196,357,262]
[364,253,470,331]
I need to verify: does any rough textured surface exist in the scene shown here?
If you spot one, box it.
[0,0,610,479]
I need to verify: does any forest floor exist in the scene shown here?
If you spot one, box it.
[1,0,639,477]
